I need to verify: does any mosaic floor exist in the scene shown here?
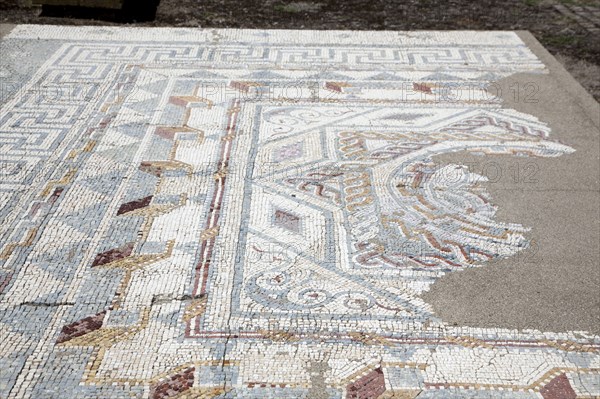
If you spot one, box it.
[0,26,598,398]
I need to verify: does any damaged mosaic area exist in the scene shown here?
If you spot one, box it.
[0,26,598,398]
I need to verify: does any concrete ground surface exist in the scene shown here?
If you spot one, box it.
[0,25,598,398]
[424,32,600,335]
